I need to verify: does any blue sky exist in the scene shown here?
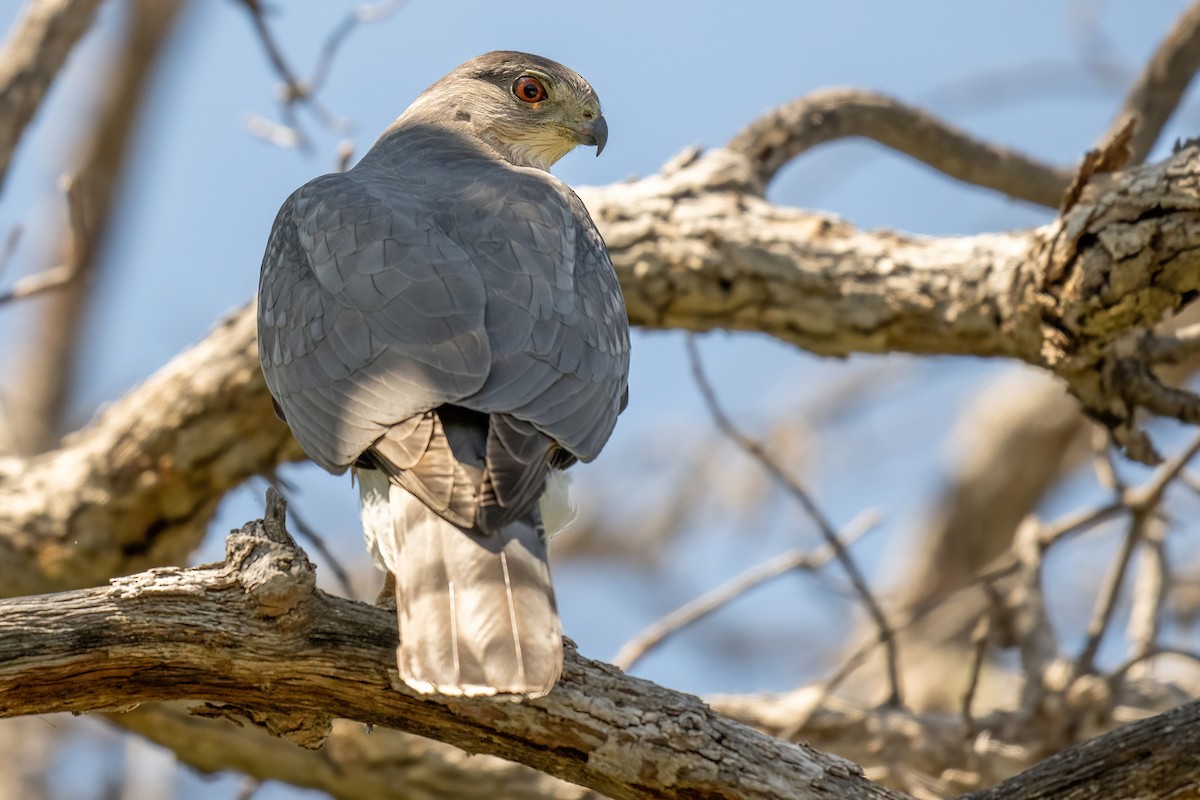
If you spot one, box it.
[3,1,1199,795]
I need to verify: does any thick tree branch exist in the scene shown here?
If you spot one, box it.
[114,704,603,800]
[4,497,1200,800]
[960,695,1200,800]
[0,309,302,596]
[0,0,105,193]
[0,494,905,800]
[583,142,1200,460]
[726,88,1072,204]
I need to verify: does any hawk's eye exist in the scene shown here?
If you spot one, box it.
[513,76,546,103]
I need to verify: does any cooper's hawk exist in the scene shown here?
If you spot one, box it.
[257,52,629,698]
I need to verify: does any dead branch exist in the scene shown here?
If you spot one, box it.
[959,695,1200,800]
[237,0,405,150]
[3,495,1200,800]
[0,0,105,192]
[0,177,83,307]
[726,88,1072,204]
[0,308,302,596]
[1101,0,1200,165]
[613,510,880,672]
[0,491,906,800]
[858,0,1200,712]
[7,0,186,456]
[582,138,1200,462]
[113,704,604,800]
[686,334,903,706]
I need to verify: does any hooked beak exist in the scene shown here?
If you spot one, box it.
[571,113,608,156]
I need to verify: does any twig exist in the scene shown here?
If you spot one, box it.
[1125,520,1169,679]
[261,477,357,600]
[1037,501,1125,550]
[1073,519,1144,677]
[1073,434,1200,676]
[0,177,86,306]
[1090,426,1126,494]
[1108,645,1200,689]
[962,616,991,738]
[686,334,904,707]
[1099,0,1200,165]
[612,509,881,671]
[780,559,1023,740]
[0,265,78,305]
[237,0,406,151]
[308,1,406,98]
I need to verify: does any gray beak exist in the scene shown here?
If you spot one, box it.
[573,114,608,156]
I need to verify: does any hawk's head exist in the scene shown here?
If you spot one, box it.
[401,51,607,171]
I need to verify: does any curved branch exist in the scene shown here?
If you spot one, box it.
[1102,0,1200,165]
[960,695,1200,800]
[0,0,105,192]
[114,704,603,800]
[725,88,1072,205]
[583,142,1200,460]
[0,494,906,800]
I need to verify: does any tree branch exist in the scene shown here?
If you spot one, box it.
[0,493,907,800]
[725,88,1072,204]
[114,704,604,800]
[1101,0,1200,165]
[0,309,302,596]
[960,695,1200,800]
[0,0,105,193]
[8,0,185,456]
[581,140,1200,461]
[4,495,1200,800]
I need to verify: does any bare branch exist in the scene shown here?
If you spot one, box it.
[7,0,186,456]
[237,0,405,150]
[686,335,903,707]
[0,0,105,193]
[0,496,909,800]
[0,263,76,304]
[1101,0,1200,165]
[959,696,1200,800]
[0,307,303,596]
[613,510,881,672]
[0,176,84,306]
[112,703,605,800]
[725,88,1072,205]
[580,139,1200,462]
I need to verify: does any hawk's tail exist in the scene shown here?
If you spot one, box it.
[358,469,562,698]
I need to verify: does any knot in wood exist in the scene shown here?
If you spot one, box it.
[224,490,316,617]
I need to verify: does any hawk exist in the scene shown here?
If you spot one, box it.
[257,52,629,698]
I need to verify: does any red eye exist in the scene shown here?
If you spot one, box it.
[513,76,546,103]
